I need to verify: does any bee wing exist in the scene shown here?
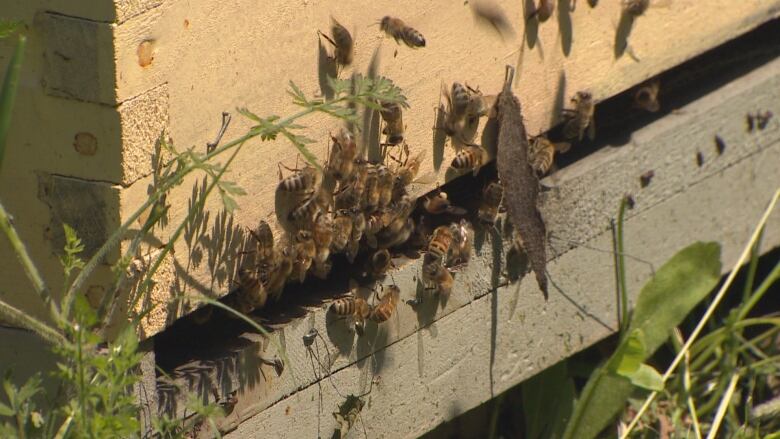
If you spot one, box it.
[554,141,572,153]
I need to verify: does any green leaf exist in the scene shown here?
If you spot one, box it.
[610,329,646,376]
[562,242,722,439]
[625,364,664,391]
[522,360,576,439]
[0,21,22,39]
[0,34,26,175]
[0,402,13,416]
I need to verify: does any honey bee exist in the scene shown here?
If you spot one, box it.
[422,260,454,297]
[369,284,401,323]
[623,0,649,16]
[267,249,294,300]
[366,248,393,278]
[529,0,555,21]
[443,82,471,137]
[330,209,354,252]
[247,220,275,262]
[427,225,454,262]
[449,219,474,266]
[234,267,268,312]
[291,230,316,282]
[380,102,405,146]
[364,210,384,248]
[376,217,414,249]
[319,17,354,68]
[422,191,467,216]
[634,80,660,113]
[330,295,371,333]
[450,145,488,176]
[379,16,426,48]
[278,165,318,195]
[346,208,366,263]
[327,128,358,181]
[288,195,321,230]
[362,163,380,211]
[562,91,596,141]
[393,149,424,187]
[528,136,555,175]
[478,181,504,225]
[312,211,333,265]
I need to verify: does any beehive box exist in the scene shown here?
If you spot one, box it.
[2,0,780,436]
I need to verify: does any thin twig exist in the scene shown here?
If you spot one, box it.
[620,188,780,439]
[0,296,66,345]
[206,112,231,153]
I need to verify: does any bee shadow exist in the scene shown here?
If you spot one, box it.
[412,276,439,329]
[614,11,635,59]
[317,37,337,100]
[432,105,447,171]
[551,71,567,126]
[523,0,539,49]
[324,310,357,358]
[557,0,573,57]
[355,317,390,375]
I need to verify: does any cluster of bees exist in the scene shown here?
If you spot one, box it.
[220,0,624,330]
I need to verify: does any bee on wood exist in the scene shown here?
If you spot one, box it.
[330,294,371,334]
[278,165,318,195]
[327,128,358,181]
[288,195,321,230]
[529,0,555,22]
[247,220,276,263]
[450,145,488,176]
[369,285,401,323]
[366,248,393,278]
[362,163,380,211]
[267,248,294,300]
[318,17,354,68]
[422,260,454,298]
[346,208,366,263]
[478,181,504,226]
[427,225,454,262]
[331,209,354,253]
[376,217,414,249]
[449,219,474,267]
[528,135,569,176]
[422,191,467,216]
[443,82,471,137]
[234,267,268,313]
[562,91,596,141]
[364,210,384,248]
[639,170,655,188]
[290,230,316,283]
[634,80,660,113]
[380,102,405,146]
[379,16,426,48]
[623,0,650,16]
[393,148,424,188]
[376,164,395,208]
[312,211,333,265]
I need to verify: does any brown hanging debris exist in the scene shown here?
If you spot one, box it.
[495,65,548,299]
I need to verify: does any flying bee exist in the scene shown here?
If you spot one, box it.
[529,0,555,21]
[330,295,371,334]
[366,248,393,278]
[478,181,504,226]
[327,128,358,181]
[380,101,405,146]
[422,261,454,298]
[427,225,454,262]
[330,210,354,253]
[346,208,366,263]
[449,219,474,267]
[369,285,401,323]
[291,230,316,283]
[528,135,569,176]
[379,16,426,48]
[562,91,596,141]
[623,0,649,16]
[422,191,467,216]
[450,145,488,176]
[362,164,381,211]
[318,17,354,68]
[634,80,660,113]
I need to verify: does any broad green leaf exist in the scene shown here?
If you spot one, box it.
[625,364,664,391]
[0,34,26,175]
[522,360,576,439]
[562,242,721,439]
[0,402,13,416]
[0,21,22,39]
[611,329,646,376]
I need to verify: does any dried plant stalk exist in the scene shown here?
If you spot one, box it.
[495,65,548,298]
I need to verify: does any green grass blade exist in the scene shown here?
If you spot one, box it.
[522,360,576,439]
[0,34,26,175]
